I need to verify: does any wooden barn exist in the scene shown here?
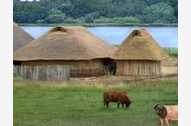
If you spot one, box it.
[13,26,116,80]
[113,29,169,78]
[13,23,33,52]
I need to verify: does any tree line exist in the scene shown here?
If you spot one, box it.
[13,0,178,24]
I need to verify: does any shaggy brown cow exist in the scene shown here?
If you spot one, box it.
[103,91,131,108]
[154,104,178,126]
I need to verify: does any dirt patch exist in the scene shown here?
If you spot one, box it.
[70,75,177,85]
[162,56,177,66]
[161,56,178,76]
[161,66,177,76]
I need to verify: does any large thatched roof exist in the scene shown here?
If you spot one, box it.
[113,29,169,61]
[13,23,33,52]
[14,26,115,61]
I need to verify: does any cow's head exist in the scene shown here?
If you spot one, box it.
[125,98,132,108]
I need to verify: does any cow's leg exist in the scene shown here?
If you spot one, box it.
[106,102,109,108]
[122,103,124,108]
[103,100,106,107]
[117,102,120,108]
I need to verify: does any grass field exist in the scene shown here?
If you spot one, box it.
[14,79,178,126]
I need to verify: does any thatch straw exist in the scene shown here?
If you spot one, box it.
[113,29,169,61]
[13,23,33,52]
[14,26,115,61]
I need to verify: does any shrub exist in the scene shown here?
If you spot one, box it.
[45,9,65,23]
[94,17,141,24]
[164,48,178,57]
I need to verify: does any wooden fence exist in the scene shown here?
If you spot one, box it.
[14,65,70,81]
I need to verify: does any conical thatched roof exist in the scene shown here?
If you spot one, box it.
[14,26,115,61]
[13,23,33,52]
[113,29,169,61]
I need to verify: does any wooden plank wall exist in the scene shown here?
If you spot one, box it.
[116,60,161,76]
[70,68,105,77]
[17,60,107,77]
[14,65,70,81]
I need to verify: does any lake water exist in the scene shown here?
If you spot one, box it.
[22,26,178,48]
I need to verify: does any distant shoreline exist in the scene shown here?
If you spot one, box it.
[19,23,178,27]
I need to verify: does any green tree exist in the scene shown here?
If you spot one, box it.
[142,2,176,23]
[45,9,65,23]
[13,0,178,24]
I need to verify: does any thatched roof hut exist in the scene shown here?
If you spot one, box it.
[14,26,114,61]
[114,29,169,60]
[13,23,33,52]
[14,26,115,80]
[113,29,168,78]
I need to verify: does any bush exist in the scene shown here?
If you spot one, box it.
[45,15,65,23]
[63,17,83,24]
[142,2,176,23]
[45,9,65,23]
[164,48,178,57]
[84,12,100,23]
[94,17,141,24]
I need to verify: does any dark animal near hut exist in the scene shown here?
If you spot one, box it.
[154,104,178,126]
[103,91,131,108]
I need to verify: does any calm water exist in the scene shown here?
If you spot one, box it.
[22,26,178,48]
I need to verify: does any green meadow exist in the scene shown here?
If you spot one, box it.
[14,79,178,126]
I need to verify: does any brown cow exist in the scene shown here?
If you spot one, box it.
[154,104,178,126]
[103,91,131,108]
